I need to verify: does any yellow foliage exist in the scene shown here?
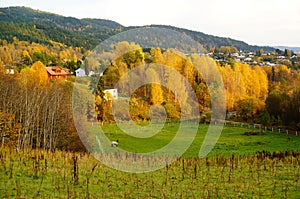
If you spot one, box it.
[220,62,268,111]
[146,67,164,105]
[150,48,164,64]
[115,41,141,58]
[0,61,4,74]
[20,61,48,87]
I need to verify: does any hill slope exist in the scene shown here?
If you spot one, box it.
[274,46,300,53]
[0,6,275,52]
[0,6,123,49]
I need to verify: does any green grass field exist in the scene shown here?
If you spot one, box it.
[1,123,300,198]
[90,122,300,157]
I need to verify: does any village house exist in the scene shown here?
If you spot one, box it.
[75,68,96,77]
[4,65,15,74]
[75,68,86,77]
[104,88,118,100]
[46,66,69,80]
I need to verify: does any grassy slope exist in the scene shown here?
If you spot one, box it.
[72,80,300,158]
[0,145,299,198]
[1,124,299,198]
[86,122,300,158]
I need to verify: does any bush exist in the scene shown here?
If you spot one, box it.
[244,131,259,136]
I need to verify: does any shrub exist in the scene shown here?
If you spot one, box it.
[244,131,259,136]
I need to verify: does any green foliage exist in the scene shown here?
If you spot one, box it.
[266,90,286,121]
[121,50,144,69]
[0,7,276,52]
[164,103,180,120]
[244,131,260,136]
[236,97,264,122]
[63,60,82,73]
[259,109,271,126]
[0,7,123,50]
[148,25,275,52]
[32,51,57,65]
[265,85,300,127]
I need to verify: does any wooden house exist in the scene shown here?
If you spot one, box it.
[46,66,69,80]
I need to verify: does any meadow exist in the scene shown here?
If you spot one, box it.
[0,123,300,198]
[98,122,300,157]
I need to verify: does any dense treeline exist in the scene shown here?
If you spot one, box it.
[88,42,299,129]
[90,42,269,124]
[220,63,268,112]
[262,65,300,128]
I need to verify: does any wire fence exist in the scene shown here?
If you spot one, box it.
[95,119,298,136]
[222,120,298,136]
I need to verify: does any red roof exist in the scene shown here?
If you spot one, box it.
[46,66,69,76]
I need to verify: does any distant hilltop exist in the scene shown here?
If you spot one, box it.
[0,6,276,52]
[274,46,300,54]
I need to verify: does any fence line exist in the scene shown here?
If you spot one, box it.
[96,119,298,136]
[222,120,298,136]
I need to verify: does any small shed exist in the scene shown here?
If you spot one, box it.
[75,68,86,77]
[104,89,118,100]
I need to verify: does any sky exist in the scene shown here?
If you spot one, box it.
[1,0,300,47]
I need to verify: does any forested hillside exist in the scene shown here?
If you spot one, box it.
[0,6,275,52]
[0,6,123,49]
[137,25,275,52]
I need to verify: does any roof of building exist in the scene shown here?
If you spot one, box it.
[45,66,69,76]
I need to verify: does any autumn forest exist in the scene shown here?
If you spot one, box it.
[0,35,299,151]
